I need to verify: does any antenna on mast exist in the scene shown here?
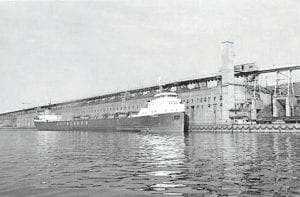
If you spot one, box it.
[158,76,163,92]
[47,98,52,110]
[21,102,31,110]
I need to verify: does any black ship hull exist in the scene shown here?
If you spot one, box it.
[34,112,188,133]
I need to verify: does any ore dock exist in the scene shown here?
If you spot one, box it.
[1,42,300,132]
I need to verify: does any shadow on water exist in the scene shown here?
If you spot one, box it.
[0,129,299,196]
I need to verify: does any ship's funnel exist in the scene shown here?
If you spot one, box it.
[221,41,235,84]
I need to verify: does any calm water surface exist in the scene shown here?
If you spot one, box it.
[0,129,299,196]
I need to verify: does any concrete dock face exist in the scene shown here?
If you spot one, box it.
[189,123,300,133]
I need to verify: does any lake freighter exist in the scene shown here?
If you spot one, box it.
[34,92,188,133]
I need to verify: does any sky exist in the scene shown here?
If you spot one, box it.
[0,0,300,113]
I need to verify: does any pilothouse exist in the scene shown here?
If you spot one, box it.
[134,92,185,117]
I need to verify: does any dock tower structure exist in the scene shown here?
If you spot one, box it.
[220,41,237,123]
[220,41,235,84]
[273,69,297,117]
[234,64,300,123]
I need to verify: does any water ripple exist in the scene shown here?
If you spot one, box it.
[0,130,299,196]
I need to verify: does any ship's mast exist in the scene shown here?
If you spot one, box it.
[158,76,163,92]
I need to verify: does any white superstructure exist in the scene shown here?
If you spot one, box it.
[33,109,62,122]
[134,92,185,117]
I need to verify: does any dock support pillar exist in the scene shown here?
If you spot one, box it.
[251,99,257,120]
[273,98,278,117]
[286,69,292,117]
[286,97,291,117]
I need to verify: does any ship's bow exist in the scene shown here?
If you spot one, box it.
[146,112,187,133]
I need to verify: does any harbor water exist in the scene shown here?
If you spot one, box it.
[0,129,299,196]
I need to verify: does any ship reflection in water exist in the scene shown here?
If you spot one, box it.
[0,130,299,196]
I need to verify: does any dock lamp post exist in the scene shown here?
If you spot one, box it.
[213,103,217,130]
[21,102,32,127]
